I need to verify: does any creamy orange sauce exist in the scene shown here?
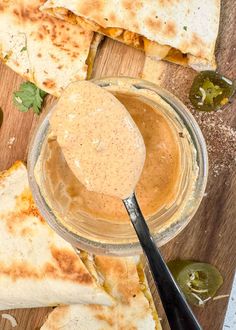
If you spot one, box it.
[43,92,181,223]
[50,81,146,200]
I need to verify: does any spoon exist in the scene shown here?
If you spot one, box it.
[48,80,200,329]
[123,193,202,330]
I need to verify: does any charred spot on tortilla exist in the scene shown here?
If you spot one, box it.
[122,0,143,11]
[95,313,114,326]
[79,0,104,17]
[88,305,104,311]
[20,227,34,237]
[5,187,45,234]
[145,17,162,31]
[1,262,40,281]
[50,247,94,284]
[43,79,56,89]
[159,0,178,6]
[164,21,177,37]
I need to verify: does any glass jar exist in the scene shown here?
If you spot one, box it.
[28,77,208,256]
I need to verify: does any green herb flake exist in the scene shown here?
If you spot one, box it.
[20,46,27,52]
[183,26,188,31]
[0,107,3,129]
[13,82,47,115]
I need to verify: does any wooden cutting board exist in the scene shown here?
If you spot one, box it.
[0,1,235,329]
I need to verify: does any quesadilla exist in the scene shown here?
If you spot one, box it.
[0,162,113,310]
[41,256,162,329]
[41,0,221,70]
[0,0,102,97]
[0,162,161,328]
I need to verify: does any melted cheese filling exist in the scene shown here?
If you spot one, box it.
[137,261,161,330]
[51,7,188,65]
[86,34,103,79]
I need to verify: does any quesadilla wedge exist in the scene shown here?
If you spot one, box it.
[41,0,221,70]
[41,256,162,330]
[0,0,102,97]
[0,162,113,310]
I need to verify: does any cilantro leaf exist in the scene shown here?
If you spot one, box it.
[32,88,43,114]
[13,82,47,115]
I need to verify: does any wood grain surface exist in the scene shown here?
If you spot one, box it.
[0,1,235,329]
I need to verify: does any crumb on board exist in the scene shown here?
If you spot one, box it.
[7,136,16,148]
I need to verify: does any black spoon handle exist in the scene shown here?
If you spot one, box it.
[123,194,201,330]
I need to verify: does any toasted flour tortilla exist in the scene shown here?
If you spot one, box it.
[41,0,221,70]
[0,162,113,310]
[41,256,162,329]
[0,0,102,96]
[0,162,161,328]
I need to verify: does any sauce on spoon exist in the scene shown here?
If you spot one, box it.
[50,81,146,199]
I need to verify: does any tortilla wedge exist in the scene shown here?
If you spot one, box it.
[0,162,113,310]
[0,0,102,97]
[41,256,162,329]
[41,0,221,71]
[0,162,161,328]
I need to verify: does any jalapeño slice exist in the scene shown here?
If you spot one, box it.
[168,260,223,307]
[189,71,235,112]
